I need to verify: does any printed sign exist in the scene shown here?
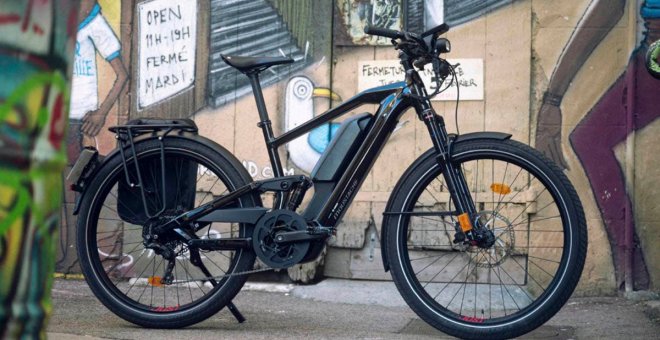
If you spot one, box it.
[357,59,484,101]
[137,0,197,108]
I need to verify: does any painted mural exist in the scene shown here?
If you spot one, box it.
[0,0,79,337]
[68,0,126,159]
[207,0,314,107]
[335,0,403,45]
[57,0,660,291]
[58,0,126,275]
[534,0,659,290]
[284,76,341,173]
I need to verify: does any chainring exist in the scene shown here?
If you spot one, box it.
[253,209,310,269]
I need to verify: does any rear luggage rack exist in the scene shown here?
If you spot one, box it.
[109,118,198,136]
[111,118,199,222]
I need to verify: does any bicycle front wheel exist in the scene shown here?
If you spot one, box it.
[76,137,258,328]
[384,139,587,339]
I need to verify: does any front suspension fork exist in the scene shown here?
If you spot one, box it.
[420,108,479,238]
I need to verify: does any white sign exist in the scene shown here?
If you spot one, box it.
[357,59,484,101]
[137,0,197,109]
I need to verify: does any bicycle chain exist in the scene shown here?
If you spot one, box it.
[169,266,275,285]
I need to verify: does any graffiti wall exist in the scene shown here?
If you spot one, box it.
[527,0,660,292]
[59,0,126,273]
[59,0,660,293]
[0,0,79,337]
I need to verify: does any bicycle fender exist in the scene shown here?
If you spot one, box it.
[380,131,511,272]
[72,133,258,215]
[449,131,512,143]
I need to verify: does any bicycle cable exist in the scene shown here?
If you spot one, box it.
[450,63,460,135]
[425,58,461,135]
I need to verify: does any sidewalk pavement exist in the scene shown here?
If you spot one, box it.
[48,278,659,339]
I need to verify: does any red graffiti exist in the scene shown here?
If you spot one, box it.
[0,0,50,35]
[48,94,65,150]
[0,14,21,25]
[66,6,77,37]
[21,0,35,32]
[32,24,44,35]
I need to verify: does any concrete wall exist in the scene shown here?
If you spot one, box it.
[60,0,660,294]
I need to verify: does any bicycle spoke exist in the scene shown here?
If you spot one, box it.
[457,251,474,315]
[431,253,471,300]
[507,254,549,294]
[527,255,560,264]
[415,251,450,276]
[108,191,142,223]
[80,146,256,322]
[394,145,584,331]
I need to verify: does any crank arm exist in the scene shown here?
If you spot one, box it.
[273,228,332,245]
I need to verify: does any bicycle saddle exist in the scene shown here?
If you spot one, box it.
[221,55,294,74]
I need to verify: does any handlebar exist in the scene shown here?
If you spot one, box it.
[363,26,405,40]
[421,23,450,38]
[363,24,455,99]
[363,24,451,60]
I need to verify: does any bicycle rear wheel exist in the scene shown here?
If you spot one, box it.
[76,137,257,328]
[384,139,587,339]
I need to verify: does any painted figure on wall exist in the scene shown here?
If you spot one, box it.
[68,0,127,161]
[535,0,660,290]
[284,76,341,173]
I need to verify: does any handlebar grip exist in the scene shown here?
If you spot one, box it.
[364,26,403,39]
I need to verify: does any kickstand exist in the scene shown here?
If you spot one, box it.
[227,301,245,323]
[187,247,246,323]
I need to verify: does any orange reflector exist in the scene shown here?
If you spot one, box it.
[148,276,163,287]
[458,213,473,232]
[490,183,511,195]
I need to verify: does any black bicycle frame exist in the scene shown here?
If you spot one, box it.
[164,55,477,234]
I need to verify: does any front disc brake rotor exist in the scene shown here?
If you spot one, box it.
[469,210,515,268]
[253,209,310,268]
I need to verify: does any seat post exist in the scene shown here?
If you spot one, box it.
[247,72,284,179]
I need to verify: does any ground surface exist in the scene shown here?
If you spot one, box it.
[48,278,659,339]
